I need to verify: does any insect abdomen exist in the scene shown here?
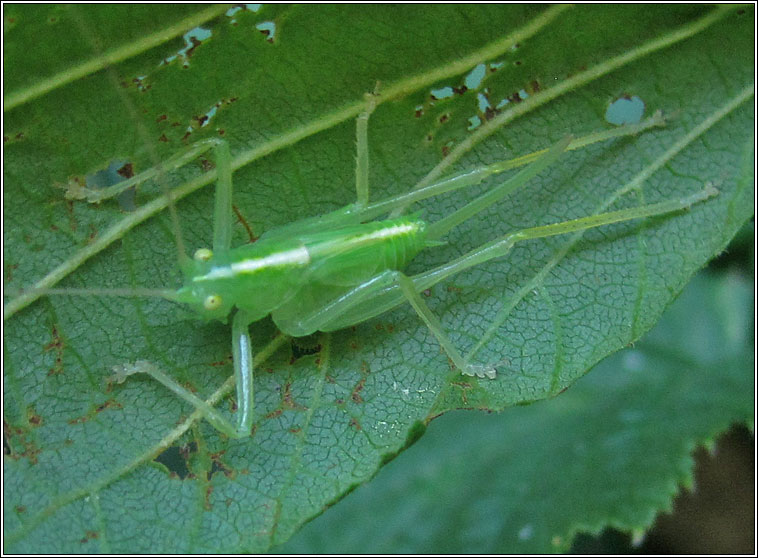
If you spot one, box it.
[303,217,428,286]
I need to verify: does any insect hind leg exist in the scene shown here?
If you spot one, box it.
[272,270,494,379]
[394,273,496,378]
[106,308,261,439]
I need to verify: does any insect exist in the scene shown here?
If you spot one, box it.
[7,89,716,440]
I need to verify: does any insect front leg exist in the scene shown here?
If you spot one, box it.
[109,308,256,438]
[108,138,248,438]
[184,137,233,257]
[202,139,256,437]
[65,138,232,206]
[231,309,255,437]
[355,92,378,209]
[109,360,247,439]
[209,138,233,252]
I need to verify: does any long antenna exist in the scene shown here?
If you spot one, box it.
[3,287,182,320]
[13,287,180,300]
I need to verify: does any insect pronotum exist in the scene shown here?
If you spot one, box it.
[6,90,717,439]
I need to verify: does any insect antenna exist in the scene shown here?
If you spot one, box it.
[22,287,179,299]
[425,136,572,241]
[3,286,182,320]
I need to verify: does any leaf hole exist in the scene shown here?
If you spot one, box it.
[154,442,195,479]
[256,20,276,43]
[81,158,137,211]
[160,27,212,68]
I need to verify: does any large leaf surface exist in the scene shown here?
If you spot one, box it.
[276,269,754,553]
[3,5,754,552]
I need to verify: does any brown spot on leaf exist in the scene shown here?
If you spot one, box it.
[184,36,202,60]
[44,324,64,376]
[484,106,500,121]
[210,355,233,367]
[258,28,274,43]
[95,399,123,413]
[27,409,42,427]
[351,378,366,404]
[265,408,283,419]
[6,425,41,464]
[86,223,98,244]
[5,262,18,282]
[210,451,235,479]
[204,485,213,510]
[282,382,307,410]
[116,162,134,179]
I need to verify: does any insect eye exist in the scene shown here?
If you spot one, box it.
[194,248,213,262]
[203,294,223,311]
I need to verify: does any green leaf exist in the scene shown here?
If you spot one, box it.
[3,5,754,552]
[276,270,755,553]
